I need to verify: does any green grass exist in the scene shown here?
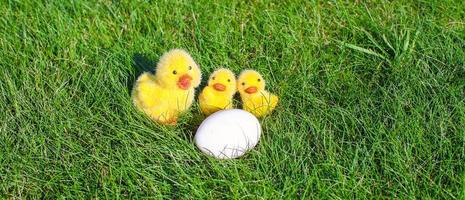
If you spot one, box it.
[1,0,464,198]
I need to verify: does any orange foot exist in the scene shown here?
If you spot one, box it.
[164,118,177,126]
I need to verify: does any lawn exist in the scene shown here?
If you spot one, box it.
[1,0,464,198]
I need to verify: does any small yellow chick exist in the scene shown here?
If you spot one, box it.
[199,68,237,116]
[132,49,202,125]
[237,70,278,117]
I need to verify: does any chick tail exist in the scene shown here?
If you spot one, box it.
[136,72,152,83]
[132,72,153,110]
[270,94,279,111]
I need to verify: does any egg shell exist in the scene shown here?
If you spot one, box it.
[194,109,261,159]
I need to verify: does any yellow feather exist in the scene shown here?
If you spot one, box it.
[199,68,236,116]
[237,70,278,117]
[131,49,201,125]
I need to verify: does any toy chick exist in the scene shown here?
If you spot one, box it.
[132,49,202,125]
[199,68,237,116]
[237,69,278,117]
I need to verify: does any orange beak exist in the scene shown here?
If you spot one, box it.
[244,86,257,94]
[177,74,192,90]
[213,83,226,91]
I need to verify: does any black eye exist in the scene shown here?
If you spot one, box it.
[227,79,231,82]
[189,66,192,70]
[212,77,215,80]
[257,79,261,82]
[172,70,177,75]
[242,82,245,86]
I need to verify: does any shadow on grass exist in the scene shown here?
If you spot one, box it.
[127,53,157,94]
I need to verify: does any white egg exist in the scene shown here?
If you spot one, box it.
[194,109,261,159]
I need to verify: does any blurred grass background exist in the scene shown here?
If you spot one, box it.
[0,0,464,198]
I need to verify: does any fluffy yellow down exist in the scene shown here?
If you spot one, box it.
[132,49,202,125]
[199,68,237,116]
[237,69,278,117]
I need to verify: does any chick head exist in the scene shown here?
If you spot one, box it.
[155,49,202,90]
[207,68,237,95]
[237,69,265,95]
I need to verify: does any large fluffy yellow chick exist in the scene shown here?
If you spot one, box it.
[132,49,202,125]
[237,70,278,117]
[199,68,237,116]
